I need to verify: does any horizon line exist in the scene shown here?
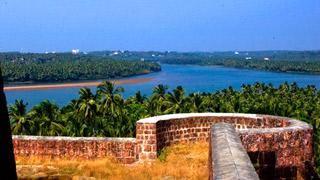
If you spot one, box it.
[1,49,320,54]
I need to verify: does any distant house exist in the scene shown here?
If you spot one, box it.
[264,57,270,61]
[72,49,80,54]
[245,57,252,60]
[109,51,119,56]
[234,51,239,55]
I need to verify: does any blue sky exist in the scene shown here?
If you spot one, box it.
[0,0,319,52]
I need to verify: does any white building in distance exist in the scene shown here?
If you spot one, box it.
[72,49,80,54]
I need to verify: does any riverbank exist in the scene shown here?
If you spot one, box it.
[4,77,154,92]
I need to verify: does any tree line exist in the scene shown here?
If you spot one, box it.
[160,58,320,74]
[0,53,161,83]
[90,50,320,62]
[8,81,320,175]
[90,50,320,74]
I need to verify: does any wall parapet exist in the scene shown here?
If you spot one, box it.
[12,135,136,164]
[12,135,135,142]
[209,123,259,180]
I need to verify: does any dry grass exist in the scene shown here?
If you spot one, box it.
[16,142,209,180]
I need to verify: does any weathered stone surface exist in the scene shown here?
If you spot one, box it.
[13,136,136,164]
[209,123,259,180]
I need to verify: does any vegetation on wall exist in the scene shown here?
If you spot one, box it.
[8,81,320,174]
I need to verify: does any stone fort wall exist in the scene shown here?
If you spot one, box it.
[13,136,136,164]
[13,113,314,178]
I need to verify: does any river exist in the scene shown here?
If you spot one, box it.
[5,64,320,108]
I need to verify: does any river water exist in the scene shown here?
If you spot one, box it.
[5,64,320,108]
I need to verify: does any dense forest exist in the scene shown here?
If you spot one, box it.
[0,53,161,84]
[90,50,320,74]
[8,81,320,175]
[155,51,320,74]
[161,59,320,74]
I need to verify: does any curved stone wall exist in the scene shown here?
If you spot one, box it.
[136,113,313,176]
[13,113,313,178]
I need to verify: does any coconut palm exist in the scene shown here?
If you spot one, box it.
[186,93,203,112]
[9,99,31,134]
[97,81,124,115]
[73,88,99,136]
[127,91,146,105]
[148,84,168,114]
[96,81,130,137]
[28,100,64,136]
[76,88,97,120]
[163,86,187,113]
[152,84,168,100]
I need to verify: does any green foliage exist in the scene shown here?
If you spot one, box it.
[0,52,161,83]
[8,81,320,175]
[90,50,320,74]
[159,51,320,74]
[157,148,169,162]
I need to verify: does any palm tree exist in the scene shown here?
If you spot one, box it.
[76,88,97,121]
[28,100,64,136]
[97,81,124,115]
[152,84,168,99]
[96,81,129,137]
[201,94,216,112]
[148,84,168,114]
[9,99,31,134]
[187,93,203,112]
[127,90,146,105]
[134,91,146,104]
[73,88,99,136]
[163,86,187,114]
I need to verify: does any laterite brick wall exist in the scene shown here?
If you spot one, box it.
[13,136,136,164]
[136,113,313,178]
